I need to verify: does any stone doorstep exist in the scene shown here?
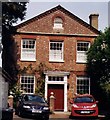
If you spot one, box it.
[53,111,70,114]
[50,112,70,118]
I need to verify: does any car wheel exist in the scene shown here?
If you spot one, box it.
[39,116,49,120]
[42,116,49,120]
[15,110,18,115]
[69,114,74,119]
[18,111,24,117]
[18,111,21,117]
[69,116,72,119]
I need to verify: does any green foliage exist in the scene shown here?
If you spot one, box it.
[87,27,110,93]
[10,84,22,108]
[35,63,46,96]
[2,2,27,29]
[19,62,52,96]
[100,82,110,93]
[2,2,28,88]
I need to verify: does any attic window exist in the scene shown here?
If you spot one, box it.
[53,17,63,29]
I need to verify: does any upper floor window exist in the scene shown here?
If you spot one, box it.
[76,42,90,63]
[49,41,64,62]
[53,17,63,29]
[77,76,90,94]
[20,75,35,94]
[21,39,36,61]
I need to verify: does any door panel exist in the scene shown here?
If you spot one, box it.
[48,84,64,111]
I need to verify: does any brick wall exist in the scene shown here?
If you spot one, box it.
[14,34,94,98]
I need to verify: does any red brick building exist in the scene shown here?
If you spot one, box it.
[14,5,99,111]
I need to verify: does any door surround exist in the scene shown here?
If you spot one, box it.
[44,71,70,112]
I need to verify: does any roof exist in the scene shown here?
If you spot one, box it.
[16,5,100,34]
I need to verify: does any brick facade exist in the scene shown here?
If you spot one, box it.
[14,5,99,111]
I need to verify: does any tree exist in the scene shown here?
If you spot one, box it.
[2,2,27,30]
[2,2,28,87]
[87,27,110,110]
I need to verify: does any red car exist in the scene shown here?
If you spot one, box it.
[70,94,98,118]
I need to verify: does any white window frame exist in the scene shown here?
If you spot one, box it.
[53,17,63,29]
[20,75,35,94]
[76,76,90,94]
[76,41,90,63]
[49,41,64,62]
[21,39,36,61]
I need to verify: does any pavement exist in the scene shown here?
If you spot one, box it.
[13,111,71,119]
[13,111,110,119]
[50,112,106,119]
[50,112,70,118]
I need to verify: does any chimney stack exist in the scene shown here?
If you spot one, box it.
[89,14,99,30]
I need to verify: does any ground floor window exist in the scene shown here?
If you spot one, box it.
[20,75,35,94]
[77,76,90,94]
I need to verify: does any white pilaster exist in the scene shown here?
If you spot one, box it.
[64,75,67,112]
[45,75,48,100]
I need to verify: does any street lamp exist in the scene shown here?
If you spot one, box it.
[101,40,108,63]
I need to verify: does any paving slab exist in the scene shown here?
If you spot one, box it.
[50,112,70,118]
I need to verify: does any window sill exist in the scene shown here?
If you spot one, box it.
[76,61,87,64]
[23,93,34,94]
[49,60,64,63]
[20,59,36,62]
[53,27,64,30]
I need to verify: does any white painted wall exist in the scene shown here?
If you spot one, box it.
[2,80,8,108]
[0,71,2,119]
[0,33,2,67]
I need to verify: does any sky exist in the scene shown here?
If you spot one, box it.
[0,2,109,67]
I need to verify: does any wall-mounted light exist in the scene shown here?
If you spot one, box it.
[101,40,107,50]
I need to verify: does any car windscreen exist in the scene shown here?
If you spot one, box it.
[74,96,94,103]
[24,95,45,103]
